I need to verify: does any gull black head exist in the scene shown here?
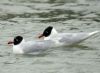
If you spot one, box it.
[38,26,53,38]
[8,36,23,45]
[43,26,53,37]
[14,36,23,45]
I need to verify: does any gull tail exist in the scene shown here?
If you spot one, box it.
[89,31,99,37]
[79,31,99,43]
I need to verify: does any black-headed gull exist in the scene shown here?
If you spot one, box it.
[8,36,57,54]
[8,26,99,54]
[38,26,99,44]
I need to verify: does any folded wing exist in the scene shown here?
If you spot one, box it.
[59,31,99,45]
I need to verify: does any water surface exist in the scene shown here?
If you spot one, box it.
[0,0,100,73]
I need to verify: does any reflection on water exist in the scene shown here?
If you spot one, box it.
[3,0,77,3]
[0,0,100,73]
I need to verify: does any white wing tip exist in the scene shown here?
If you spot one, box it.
[89,31,99,36]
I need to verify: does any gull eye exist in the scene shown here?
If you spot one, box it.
[46,31,48,33]
[16,39,18,41]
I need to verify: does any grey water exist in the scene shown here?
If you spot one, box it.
[0,0,100,73]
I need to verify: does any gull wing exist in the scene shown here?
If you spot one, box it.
[21,40,55,53]
[59,31,99,45]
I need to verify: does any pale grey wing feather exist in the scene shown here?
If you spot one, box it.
[59,33,90,45]
[21,40,55,53]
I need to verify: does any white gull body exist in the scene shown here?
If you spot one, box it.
[13,39,56,54]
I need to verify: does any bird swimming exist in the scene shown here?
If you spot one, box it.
[38,26,99,45]
[8,36,58,54]
[8,26,99,54]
